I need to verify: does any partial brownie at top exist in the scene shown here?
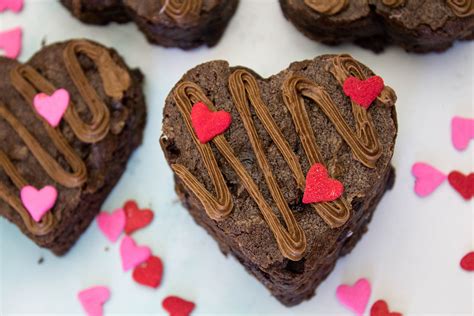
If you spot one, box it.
[160,55,397,306]
[61,0,239,49]
[0,39,146,255]
[280,0,474,53]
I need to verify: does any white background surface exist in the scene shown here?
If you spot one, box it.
[0,0,473,315]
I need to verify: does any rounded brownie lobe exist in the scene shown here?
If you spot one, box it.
[280,0,474,53]
[60,0,239,49]
[0,40,146,255]
[161,56,397,305]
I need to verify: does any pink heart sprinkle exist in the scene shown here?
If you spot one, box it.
[20,185,57,222]
[336,278,371,316]
[0,27,22,59]
[0,0,23,13]
[78,286,110,316]
[452,116,474,151]
[96,208,126,242]
[120,235,151,271]
[412,162,447,197]
[33,89,70,127]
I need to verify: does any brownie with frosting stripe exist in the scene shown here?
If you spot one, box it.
[160,55,397,306]
[0,39,146,255]
[280,0,474,53]
[61,0,239,50]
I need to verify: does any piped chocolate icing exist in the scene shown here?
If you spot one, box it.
[447,0,474,17]
[160,0,204,26]
[0,40,131,236]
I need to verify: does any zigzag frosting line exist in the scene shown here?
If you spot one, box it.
[229,69,306,260]
[171,82,233,221]
[281,76,352,228]
[0,147,56,235]
[172,78,306,261]
[0,40,131,235]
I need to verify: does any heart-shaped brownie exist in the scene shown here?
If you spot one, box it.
[60,0,239,49]
[160,54,397,306]
[280,0,474,53]
[0,39,146,255]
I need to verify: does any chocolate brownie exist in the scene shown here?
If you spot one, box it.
[0,39,146,255]
[160,55,398,305]
[61,0,239,49]
[280,0,474,53]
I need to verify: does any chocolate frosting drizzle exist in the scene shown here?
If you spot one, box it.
[447,0,474,17]
[170,55,392,261]
[304,0,349,15]
[381,0,406,8]
[0,40,130,236]
[160,0,203,26]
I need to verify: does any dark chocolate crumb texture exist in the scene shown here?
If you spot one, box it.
[0,39,147,255]
[61,0,239,50]
[160,55,398,306]
[280,0,474,53]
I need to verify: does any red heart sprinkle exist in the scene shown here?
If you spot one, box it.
[191,102,232,144]
[447,171,474,200]
[132,255,163,288]
[460,252,474,271]
[343,76,384,109]
[370,299,402,316]
[303,163,344,204]
[123,200,154,235]
[162,296,195,316]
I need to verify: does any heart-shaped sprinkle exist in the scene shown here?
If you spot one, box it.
[411,162,447,197]
[162,296,195,316]
[120,235,151,271]
[132,255,163,288]
[370,299,402,316]
[124,200,154,235]
[343,76,384,109]
[447,171,474,200]
[0,27,22,59]
[20,185,57,222]
[33,89,70,127]
[0,0,23,12]
[77,286,110,316]
[303,163,344,204]
[96,208,126,242]
[452,116,474,151]
[460,252,474,271]
[336,278,371,316]
[191,101,232,144]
